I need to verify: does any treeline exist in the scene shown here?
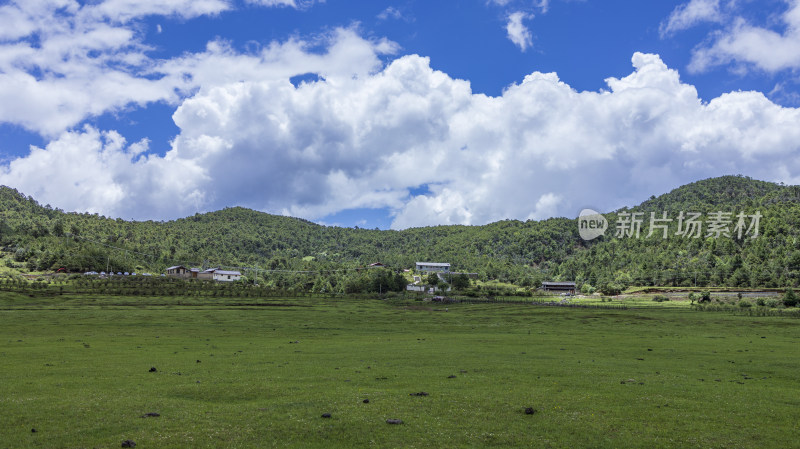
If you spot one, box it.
[0,272,535,301]
[2,175,800,289]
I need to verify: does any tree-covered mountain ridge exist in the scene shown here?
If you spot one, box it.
[1,175,799,289]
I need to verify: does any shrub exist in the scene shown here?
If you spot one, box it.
[738,300,752,308]
[652,295,669,303]
[600,283,623,296]
[461,289,481,297]
[699,291,712,303]
[765,298,781,308]
[451,274,471,291]
[783,288,798,307]
[756,297,766,306]
[14,247,29,262]
[695,302,737,312]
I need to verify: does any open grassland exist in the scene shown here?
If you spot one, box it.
[1,294,799,448]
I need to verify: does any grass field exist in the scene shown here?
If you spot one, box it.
[1,293,799,448]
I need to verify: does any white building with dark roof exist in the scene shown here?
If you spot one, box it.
[199,268,242,282]
[415,262,451,273]
[212,270,242,282]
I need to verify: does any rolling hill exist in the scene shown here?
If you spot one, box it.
[1,175,799,291]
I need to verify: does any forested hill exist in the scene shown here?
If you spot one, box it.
[0,185,578,284]
[629,176,791,213]
[1,175,800,289]
[561,176,800,289]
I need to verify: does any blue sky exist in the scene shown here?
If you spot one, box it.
[1,0,799,229]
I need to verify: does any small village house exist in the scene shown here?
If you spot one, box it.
[166,266,190,278]
[198,268,242,282]
[212,270,242,282]
[166,266,241,282]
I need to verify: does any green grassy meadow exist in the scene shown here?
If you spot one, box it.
[1,294,799,448]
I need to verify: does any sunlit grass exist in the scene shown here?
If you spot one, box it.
[1,295,798,448]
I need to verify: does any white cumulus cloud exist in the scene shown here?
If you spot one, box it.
[0,0,330,137]
[3,41,800,229]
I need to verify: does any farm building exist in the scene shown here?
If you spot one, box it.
[415,262,451,273]
[198,268,242,282]
[213,270,241,282]
[166,266,189,278]
[166,266,241,282]
[541,281,577,295]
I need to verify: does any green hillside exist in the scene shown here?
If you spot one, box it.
[555,176,800,291]
[2,175,799,291]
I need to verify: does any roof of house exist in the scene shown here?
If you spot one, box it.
[199,268,241,276]
[542,281,576,287]
[166,265,185,271]
[416,262,451,267]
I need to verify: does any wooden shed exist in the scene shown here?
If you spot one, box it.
[541,281,577,295]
